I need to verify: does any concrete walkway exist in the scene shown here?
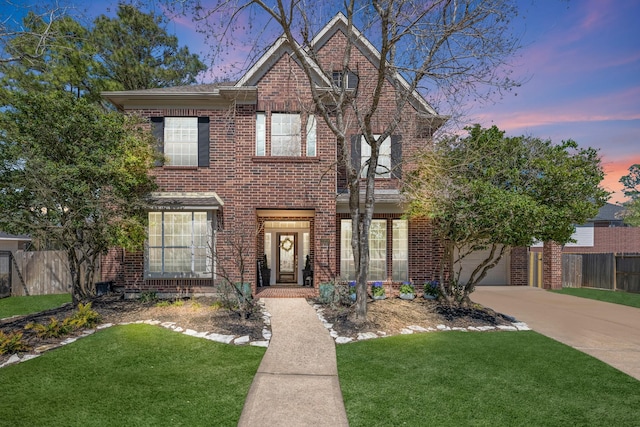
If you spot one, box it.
[238,298,349,427]
[473,286,640,380]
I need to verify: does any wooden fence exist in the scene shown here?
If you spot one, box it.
[561,253,640,293]
[10,250,101,296]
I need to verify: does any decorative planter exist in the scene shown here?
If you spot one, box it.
[350,294,356,301]
[372,294,386,300]
[423,294,436,300]
[399,293,415,300]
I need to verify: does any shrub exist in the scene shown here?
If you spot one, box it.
[0,331,31,355]
[318,282,336,304]
[139,291,157,303]
[67,303,101,329]
[25,317,72,339]
[155,300,171,308]
[423,280,440,297]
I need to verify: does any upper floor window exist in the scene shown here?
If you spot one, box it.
[351,134,402,179]
[255,112,317,157]
[332,71,358,90]
[306,115,317,156]
[271,113,301,156]
[164,117,198,166]
[150,116,210,167]
[361,135,391,178]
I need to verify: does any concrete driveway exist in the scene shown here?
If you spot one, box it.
[472,286,640,380]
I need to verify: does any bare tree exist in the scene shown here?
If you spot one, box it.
[0,1,70,64]
[211,223,261,319]
[166,0,522,320]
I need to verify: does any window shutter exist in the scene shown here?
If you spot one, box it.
[350,135,361,175]
[150,117,164,167]
[391,135,402,179]
[198,117,210,167]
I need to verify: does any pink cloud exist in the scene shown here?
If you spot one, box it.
[601,157,640,204]
[473,86,640,130]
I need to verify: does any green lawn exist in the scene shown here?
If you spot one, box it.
[0,293,71,318]
[0,324,265,427]
[552,287,640,309]
[337,331,640,427]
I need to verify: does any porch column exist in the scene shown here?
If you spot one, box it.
[542,241,562,290]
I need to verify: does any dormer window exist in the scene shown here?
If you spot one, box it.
[332,71,358,90]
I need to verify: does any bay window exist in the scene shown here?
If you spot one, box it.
[147,211,213,277]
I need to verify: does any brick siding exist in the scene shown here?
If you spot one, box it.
[105,24,444,295]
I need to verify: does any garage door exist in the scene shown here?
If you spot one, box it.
[455,246,509,286]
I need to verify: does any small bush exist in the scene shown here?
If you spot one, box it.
[399,282,415,294]
[172,299,185,307]
[155,300,171,308]
[66,303,101,329]
[318,283,336,304]
[0,331,31,355]
[26,317,72,339]
[371,281,385,297]
[139,291,157,303]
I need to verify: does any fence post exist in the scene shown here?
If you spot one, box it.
[613,253,617,292]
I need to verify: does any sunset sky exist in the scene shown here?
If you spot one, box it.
[3,0,638,203]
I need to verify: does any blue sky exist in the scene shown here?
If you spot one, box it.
[4,0,638,203]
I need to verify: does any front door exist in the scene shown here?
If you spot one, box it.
[276,233,297,283]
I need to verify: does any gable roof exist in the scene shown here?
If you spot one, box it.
[236,12,442,119]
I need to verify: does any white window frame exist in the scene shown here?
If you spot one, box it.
[256,112,266,156]
[164,117,198,166]
[271,113,301,156]
[306,114,317,157]
[392,220,408,281]
[332,71,358,90]
[340,219,387,281]
[361,135,391,178]
[147,211,213,278]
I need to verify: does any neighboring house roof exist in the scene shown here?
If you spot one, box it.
[0,232,31,241]
[589,202,624,222]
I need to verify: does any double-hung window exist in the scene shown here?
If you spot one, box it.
[164,117,198,166]
[340,219,387,281]
[340,219,409,282]
[150,116,210,167]
[147,211,212,277]
[255,113,317,157]
[271,113,301,156]
[351,134,401,179]
[360,135,391,178]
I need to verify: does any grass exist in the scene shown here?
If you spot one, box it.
[552,287,640,308]
[0,324,265,427]
[337,331,640,427]
[0,293,71,318]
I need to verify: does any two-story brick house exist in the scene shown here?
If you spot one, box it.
[101,13,453,297]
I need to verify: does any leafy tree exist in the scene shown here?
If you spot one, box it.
[169,0,523,320]
[0,12,96,97]
[91,4,206,92]
[404,125,609,305]
[1,4,206,101]
[0,90,159,304]
[620,164,640,226]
